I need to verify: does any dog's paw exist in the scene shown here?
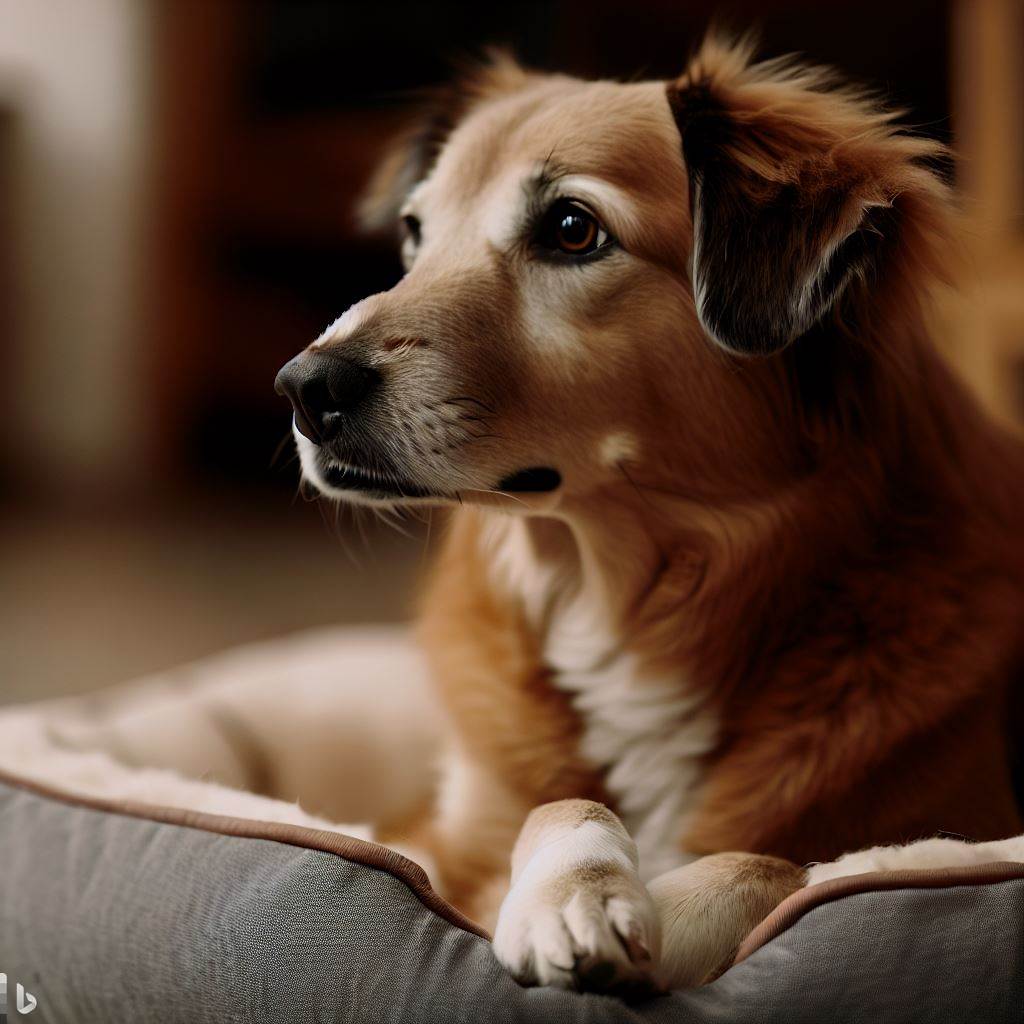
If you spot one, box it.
[493,860,661,995]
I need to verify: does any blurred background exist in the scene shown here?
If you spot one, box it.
[1,0,1021,704]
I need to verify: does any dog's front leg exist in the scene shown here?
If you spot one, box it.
[648,853,806,988]
[493,799,661,993]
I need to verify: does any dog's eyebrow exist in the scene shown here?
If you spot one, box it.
[508,160,641,257]
[523,160,629,218]
[538,167,644,243]
[523,158,571,204]
[508,160,572,251]
[535,154,571,194]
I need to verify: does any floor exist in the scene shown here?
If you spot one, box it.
[1,490,433,705]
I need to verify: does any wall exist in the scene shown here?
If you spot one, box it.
[0,0,152,490]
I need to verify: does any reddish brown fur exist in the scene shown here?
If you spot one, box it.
[420,512,604,807]
[395,37,1024,921]
[413,512,606,914]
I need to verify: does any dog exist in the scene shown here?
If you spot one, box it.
[273,35,1024,991]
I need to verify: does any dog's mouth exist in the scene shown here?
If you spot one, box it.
[306,448,562,505]
[318,459,434,499]
[496,467,562,493]
[295,418,562,505]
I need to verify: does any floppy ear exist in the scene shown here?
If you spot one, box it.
[359,50,531,235]
[666,37,946,356]
[357,91,462,235]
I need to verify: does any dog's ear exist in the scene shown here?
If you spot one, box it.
[667,36,948,356]
[359,50,531,235]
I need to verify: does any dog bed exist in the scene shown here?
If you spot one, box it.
[1,629,1022,1023]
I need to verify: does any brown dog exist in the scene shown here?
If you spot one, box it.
[275,36,1024,991]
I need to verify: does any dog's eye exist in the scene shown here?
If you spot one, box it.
[402,213,422,246]
[539,199,609,256]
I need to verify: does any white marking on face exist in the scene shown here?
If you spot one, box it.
[294,428,330,488]
[599,431,639,468]
[313,298,373,347]
[510,174,637,359]
[474,166,528,250]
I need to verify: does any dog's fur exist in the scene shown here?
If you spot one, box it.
[288,36,1023,990]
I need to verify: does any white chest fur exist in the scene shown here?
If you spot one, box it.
[487,518,718,881]
[548,605,718,881]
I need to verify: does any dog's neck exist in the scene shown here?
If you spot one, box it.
[478,314,1016,692]
[482,429,942,693]
[482,478,799,682]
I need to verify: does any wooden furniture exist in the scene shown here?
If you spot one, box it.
[944,0,1024,430]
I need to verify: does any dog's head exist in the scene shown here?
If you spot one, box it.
[276,37,950,512]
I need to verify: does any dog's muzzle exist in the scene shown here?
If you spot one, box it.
[274,348,563,503]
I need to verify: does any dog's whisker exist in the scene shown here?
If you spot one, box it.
[459,487,529,507]
[444,395,498,416]
[353,503,372,554]
[270,430,297,469]
[314,495,357,566]
[373,503,415,540]
[613,463,706,506]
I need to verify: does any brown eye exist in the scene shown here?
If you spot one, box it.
[539,199,609,256]
[555,207,596,252]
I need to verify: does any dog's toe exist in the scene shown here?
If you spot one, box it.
[494,868,661,996]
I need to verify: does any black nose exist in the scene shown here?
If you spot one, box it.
[274,351,380,444]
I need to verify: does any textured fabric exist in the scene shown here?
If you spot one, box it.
[736,860,1024,964]
[1,781,1022,1024]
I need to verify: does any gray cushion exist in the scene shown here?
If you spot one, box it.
[1,778,1022,1023]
